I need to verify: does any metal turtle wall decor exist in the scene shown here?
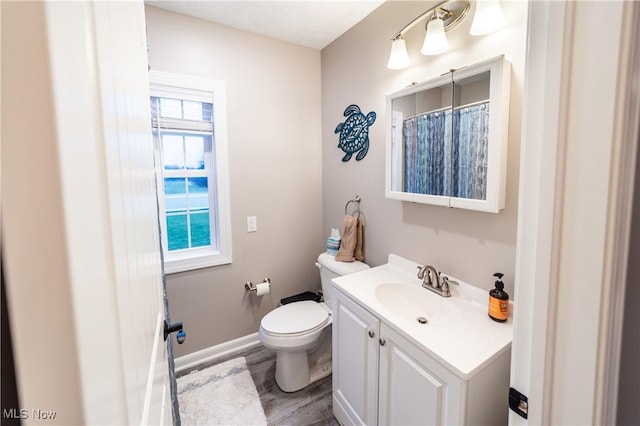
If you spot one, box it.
[334,104,376,162]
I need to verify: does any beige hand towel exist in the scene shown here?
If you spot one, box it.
[336,215,364,262]
[354,219,364,262]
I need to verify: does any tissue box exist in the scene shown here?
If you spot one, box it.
[326,237,341,255]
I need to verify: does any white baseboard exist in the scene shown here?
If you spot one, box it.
[174,332,262,373]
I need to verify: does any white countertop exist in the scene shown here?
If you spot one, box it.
[331,253,513,380]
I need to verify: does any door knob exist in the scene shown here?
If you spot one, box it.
[379,339,386,346]
[176,330,186,344]
[164,320,186,344]
[368,330,375,338]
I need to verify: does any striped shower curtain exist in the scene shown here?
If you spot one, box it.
[403,101,489,200]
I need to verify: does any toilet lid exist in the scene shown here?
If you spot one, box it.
[261,301,329,335]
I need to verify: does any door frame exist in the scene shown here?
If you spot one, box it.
[512,1,640,424]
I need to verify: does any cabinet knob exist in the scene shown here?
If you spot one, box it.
[368,330,375,338]
[379,338,386,346]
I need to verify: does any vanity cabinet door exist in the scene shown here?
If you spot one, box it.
[378,323,465,426]
[332,289,380,426]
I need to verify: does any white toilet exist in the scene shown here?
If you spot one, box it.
[258,252,369,392]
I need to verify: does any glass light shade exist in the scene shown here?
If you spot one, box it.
[420,18,449,55]
[387,38,411,70]
[470,0,505,35]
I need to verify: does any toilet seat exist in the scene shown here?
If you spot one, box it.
[261,300,329,336]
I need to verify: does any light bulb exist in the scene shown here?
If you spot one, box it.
[421,17,449,55]
[387,38,411,70]
[470,0,505,36]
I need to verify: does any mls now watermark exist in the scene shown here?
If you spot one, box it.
[3,408,57,420]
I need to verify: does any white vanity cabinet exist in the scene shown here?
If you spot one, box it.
[332,285,511,426]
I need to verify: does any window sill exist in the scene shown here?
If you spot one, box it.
[164,249,231,274]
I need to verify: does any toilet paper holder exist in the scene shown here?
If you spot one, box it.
[245,278,271,292]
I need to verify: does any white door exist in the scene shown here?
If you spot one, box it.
[45,2,172,423]
[3,1,172,424]
[332,289,380,426]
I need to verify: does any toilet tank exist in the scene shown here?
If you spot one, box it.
[316,253,369,307]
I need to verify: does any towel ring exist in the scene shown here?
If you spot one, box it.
[345,195,361,218]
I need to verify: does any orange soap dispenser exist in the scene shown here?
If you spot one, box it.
[488,272,509,322]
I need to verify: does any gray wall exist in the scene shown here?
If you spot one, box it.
[321,1,528,295]
[145,6,324,357]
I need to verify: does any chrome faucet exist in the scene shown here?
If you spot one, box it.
[416,265,459,297]
[417,265,440,288]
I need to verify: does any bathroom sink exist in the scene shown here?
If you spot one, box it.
[374,281,441,324]
[373,280,478,327]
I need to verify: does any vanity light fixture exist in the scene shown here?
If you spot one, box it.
[386,0,505,70]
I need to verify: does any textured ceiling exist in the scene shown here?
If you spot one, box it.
[145,1,385,50]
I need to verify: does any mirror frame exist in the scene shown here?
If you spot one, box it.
[384,55,511,213]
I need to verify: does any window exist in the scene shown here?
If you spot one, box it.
[149,71,232,273]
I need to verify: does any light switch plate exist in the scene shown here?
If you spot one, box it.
[247,216,257,232]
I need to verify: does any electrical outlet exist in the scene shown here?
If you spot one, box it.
[246,216,257,233]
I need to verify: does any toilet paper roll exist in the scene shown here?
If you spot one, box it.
[255,282,270,297]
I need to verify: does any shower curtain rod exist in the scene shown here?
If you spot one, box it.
[402,98,489,121]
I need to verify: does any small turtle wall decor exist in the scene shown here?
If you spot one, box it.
[334,104,376,162]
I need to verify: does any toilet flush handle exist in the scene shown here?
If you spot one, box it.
[315,262,322,270]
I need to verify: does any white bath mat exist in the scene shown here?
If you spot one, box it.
[177,357,267,425]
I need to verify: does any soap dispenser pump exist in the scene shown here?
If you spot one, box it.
[488,272,509,322]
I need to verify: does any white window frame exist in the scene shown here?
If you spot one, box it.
[149,71,232,273]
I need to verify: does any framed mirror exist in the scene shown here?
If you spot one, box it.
[385,55,510,213]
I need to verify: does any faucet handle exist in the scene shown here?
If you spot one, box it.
[441,275,458,285]
[441,281,450,296]
[441,276,459,296]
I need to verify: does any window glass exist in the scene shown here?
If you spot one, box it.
[160,97,182,119]
[190,211,211,248]
[185,136,205,170]
[164,177,186,195]
[163,135,185,170]
[182,100,203,121]
[166,213,189,251]
[188,177,208,194]
[164,178,187,222]
[187,178,209,218]
[202,103,213,122]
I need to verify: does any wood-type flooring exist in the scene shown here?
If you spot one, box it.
[176,344,339,426]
